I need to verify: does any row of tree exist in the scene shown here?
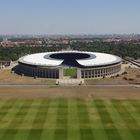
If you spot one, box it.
[0,41,140,61]
[71,42,140,59]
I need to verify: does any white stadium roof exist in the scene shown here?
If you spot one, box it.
[77,52,119,66]
[19,51,121,67]
[20,52,63,66]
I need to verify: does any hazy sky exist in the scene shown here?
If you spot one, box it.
[0,0,140,34]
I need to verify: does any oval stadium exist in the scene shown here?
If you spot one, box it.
[18,51,122,79]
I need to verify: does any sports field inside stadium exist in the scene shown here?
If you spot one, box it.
[63,68,77,77]
[0,97,139,140]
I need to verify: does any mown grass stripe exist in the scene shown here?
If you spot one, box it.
[128,100,140,116]
[94,100,122,140]
[0,100,9,109]
[105,100,134,140]
[7,100,33,129]
[88,100,108,140]
[54,99,68,140]
[41,99,59,140]
[1,129,18,140]
[0,100,16,123]
[28,100,49,140]
[27,100,45,140]
[30,100,49,128]
[122,100,140,140]
[0,99,15,137]
[0,100,25,140]
[77,99,94,140]
[11,100,33,140]
[28,129,43,140]
[0,100,23,126]
[67,99,81,140]
[56,99,67,128]
[112,100,140,129]
[112,100,140,140]
[123,100,140,126]
[14,100,40,140]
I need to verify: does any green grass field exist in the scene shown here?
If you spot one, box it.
[0,99,139,140]
[64,68,77,77]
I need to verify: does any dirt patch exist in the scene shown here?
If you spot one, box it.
[0,69,55,84]
[0,86,139,100]
[0,66,139,85]
[86,67,140,84]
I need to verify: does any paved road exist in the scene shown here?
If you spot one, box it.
[0,83,139,87]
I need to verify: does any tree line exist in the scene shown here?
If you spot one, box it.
[0,41,140,61]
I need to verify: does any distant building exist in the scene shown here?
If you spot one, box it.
[0,41,18,47]
[0,61,11,69]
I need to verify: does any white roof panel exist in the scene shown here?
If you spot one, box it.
[19,51,121,67]
[77,52,120,66]
[19,52,63,66]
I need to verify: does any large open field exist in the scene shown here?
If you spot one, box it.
[0,87,139,140]
[0,98,139,140]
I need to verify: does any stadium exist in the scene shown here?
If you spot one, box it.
[18,51,122,79]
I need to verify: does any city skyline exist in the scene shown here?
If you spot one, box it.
[0,0,140,35]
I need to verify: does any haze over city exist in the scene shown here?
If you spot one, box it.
[0,0,140,35]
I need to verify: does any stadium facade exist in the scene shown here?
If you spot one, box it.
[18,51,122,79]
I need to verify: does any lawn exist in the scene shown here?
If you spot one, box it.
[63,68,77,77]
[0,99,139,140]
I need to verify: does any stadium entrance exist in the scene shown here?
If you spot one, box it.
[57,68,84,85]
[59,68,82,80]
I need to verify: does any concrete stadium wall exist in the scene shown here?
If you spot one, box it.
[80,63,121,79]
[18,64,59,79]
[18,62,121,79]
